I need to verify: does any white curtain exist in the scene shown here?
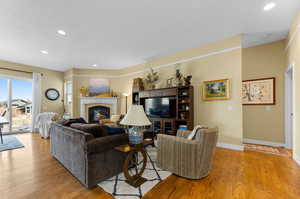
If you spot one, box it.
[31,72,42,132]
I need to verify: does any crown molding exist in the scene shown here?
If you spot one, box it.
[64,46,241,79]
[285,24,300,51]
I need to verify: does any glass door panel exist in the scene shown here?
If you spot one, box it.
[11,79,32,133]
[0,77,9,133]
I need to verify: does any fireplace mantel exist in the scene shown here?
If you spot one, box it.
[80,97,120,120]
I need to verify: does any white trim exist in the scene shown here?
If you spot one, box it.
[293,153,300,166]
[64,46,242,79]
[285,24,300,51]
[217,142,244,151]
[243,139,285,147]
[0,74,32,82]
[285,64,294,149]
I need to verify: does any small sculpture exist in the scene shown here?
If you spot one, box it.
[80,86,89,97]
[184,75,192,86]
[145,68,159,89]
[175,69,184,86]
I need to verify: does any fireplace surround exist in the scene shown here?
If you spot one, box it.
[80,97,119,122]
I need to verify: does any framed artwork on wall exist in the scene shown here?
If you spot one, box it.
[242,77,275,105]
[89,79,110,97]
[202,79,230,101]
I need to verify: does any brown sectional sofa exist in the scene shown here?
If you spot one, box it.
[49,122,128,188]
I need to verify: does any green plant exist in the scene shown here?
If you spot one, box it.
[145,68,159,85]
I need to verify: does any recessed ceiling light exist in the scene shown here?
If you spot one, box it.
[264,2,276,11]
[92,64,97,67]
[40,50,48,54]
[57,30,66,36]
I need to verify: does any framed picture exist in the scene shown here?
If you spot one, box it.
[89,79,110,97]
[242,77,275,105]
[202,79,230,101]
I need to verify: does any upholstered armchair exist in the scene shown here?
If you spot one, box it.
[157,128,218,179]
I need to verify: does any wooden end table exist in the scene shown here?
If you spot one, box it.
[114,140,155,187]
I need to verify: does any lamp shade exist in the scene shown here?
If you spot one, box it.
[120,105,151,126]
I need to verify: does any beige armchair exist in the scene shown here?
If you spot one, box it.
[157,128,218,179]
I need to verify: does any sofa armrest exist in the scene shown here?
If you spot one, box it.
[86,134,129,154]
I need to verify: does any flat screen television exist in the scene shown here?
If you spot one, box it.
[144,97,176,118]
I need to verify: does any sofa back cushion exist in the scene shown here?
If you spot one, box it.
[57,118,87,127]
[70,123,108,138]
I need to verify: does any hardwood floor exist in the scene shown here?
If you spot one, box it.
[1,133,300,199]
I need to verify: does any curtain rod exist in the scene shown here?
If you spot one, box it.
[0,67,43,76]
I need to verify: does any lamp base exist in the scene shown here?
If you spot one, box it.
[128,127,144,145]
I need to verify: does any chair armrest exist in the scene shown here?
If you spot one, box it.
[86,134,129,154]
[157,134,198,148]
[176,130,192,138]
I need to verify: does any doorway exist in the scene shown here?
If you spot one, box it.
[0,76,33,134]
[285,65,294,149]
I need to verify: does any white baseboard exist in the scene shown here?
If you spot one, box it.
[243,139,285,147]
[293,153,300,166]
[217,142,244,151]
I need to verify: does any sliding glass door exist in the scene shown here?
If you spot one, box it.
[0,76,32,134]
[0,77,9,133]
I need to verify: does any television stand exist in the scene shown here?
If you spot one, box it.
[132,86,194,135]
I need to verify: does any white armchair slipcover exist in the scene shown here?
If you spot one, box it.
[35,112,59,138]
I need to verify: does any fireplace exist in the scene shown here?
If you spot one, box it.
[80,97,119,122]
[88,106,110,123]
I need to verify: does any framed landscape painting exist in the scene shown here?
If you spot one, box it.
[242,77,275,105]
[202,79,230,101]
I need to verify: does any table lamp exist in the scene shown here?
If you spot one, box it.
[120,105,151,145]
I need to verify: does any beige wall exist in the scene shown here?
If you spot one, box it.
[287,11,300,157]
[0,60,64,115]
[66,35,244,147]
[242,41,286,143]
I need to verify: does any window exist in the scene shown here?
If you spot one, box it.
[66,81,72,104]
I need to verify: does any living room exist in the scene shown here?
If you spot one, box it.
[1,1,300,199]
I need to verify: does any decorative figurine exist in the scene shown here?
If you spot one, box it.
[175,69,183,86]
[184,75,192,86]
[80,86,89,97]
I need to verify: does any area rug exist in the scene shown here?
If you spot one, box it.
[0,136,24,152]
[98,146,171,199]
[244,143,292,157]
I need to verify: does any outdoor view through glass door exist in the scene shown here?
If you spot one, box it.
[0,77,32,134]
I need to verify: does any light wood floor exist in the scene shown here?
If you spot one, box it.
[1,133,300,199]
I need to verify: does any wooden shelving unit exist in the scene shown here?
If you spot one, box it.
[133,86,194,135]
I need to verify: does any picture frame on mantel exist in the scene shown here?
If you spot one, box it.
[202,79,230,101]
[242,77,276,105]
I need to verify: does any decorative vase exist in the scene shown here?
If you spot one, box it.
[128,127,143,145]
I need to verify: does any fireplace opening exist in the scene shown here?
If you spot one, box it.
[88,106,110,123]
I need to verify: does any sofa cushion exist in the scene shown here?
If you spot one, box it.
[102,126,126,135]
[70,123,108,138]
[57,118,87,127]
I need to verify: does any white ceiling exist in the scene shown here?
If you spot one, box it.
[0,0,299,71]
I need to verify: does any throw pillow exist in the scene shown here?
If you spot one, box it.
[70,123,108,138]
[187,125,206,140]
